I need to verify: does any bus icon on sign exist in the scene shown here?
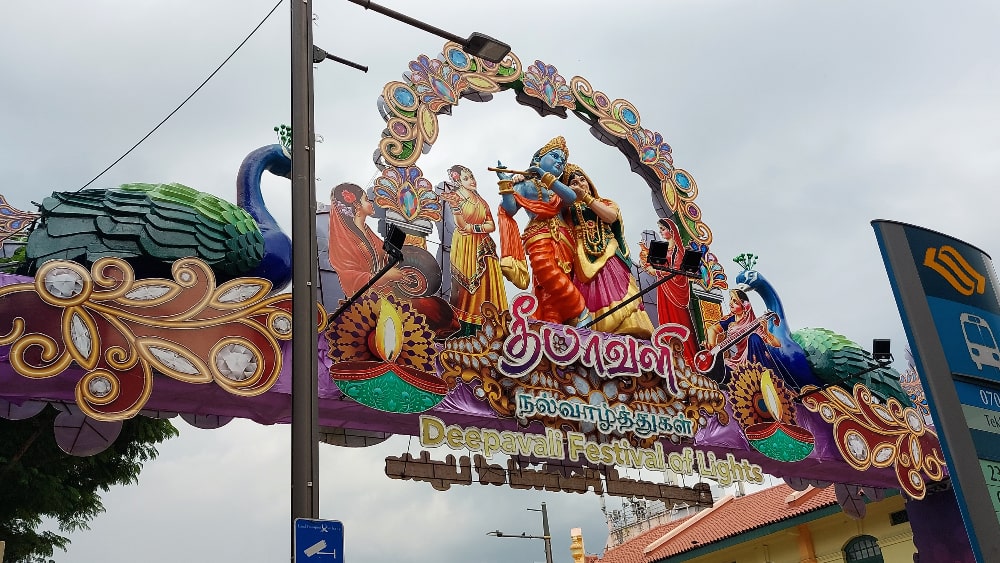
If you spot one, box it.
[960,313,1000,371]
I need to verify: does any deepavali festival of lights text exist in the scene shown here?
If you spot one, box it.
[418,415,764,486]
[514,392,695,439]
[497,294,690,396]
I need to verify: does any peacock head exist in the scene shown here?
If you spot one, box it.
[733,252,759,289]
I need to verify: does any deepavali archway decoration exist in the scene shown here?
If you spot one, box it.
[0,40,946,517]
[373,41,710,248]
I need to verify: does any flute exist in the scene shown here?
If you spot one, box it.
[486,166,538,177]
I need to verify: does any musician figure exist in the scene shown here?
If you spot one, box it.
[705,288,781,372]
[494,137,591,326]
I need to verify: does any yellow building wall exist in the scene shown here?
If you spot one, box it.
[679,494,913,563]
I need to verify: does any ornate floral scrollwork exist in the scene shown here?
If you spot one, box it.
[0,193,38,243]
[373,166,443,225]
[570,77,643,138]
[377,42,521,169]
[570,76,711,246]
[522,60,575,110]
[801,383,946,499]
[440,302,511,411]
[0,257,292,421]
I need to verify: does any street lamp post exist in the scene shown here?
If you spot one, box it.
[289,0,512,553]
[290,0,319,529]
[487,502,554,563]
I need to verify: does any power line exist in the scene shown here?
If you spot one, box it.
[73,0,284,193]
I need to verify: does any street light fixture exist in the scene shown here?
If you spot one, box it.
[487,502,554,563]
[312,45,369,73]
[345,0,511,63]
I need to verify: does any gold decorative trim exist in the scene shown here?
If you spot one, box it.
[0,257,293,421]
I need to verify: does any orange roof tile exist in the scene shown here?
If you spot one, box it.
[593,484,837,563]
[596,518,690,563]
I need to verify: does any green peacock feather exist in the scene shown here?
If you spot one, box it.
[24,183,264,280]
[791,327,910,404]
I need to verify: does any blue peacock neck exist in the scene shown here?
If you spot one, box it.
[743,270,791,338]
[238,144,293,291]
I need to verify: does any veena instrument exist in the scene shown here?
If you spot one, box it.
[693,311,778,374]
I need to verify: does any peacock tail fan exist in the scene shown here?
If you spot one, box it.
[23,183,264,281]
[791,327,911,405]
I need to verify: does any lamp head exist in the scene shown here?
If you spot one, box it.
[646,244,703,277]
[646,240,671,268]
[680,248,704,276]
[383,224,406,260]
[464,32,511,64]
[872,339,892,364]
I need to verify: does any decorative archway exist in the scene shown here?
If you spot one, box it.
[368,41,711,248]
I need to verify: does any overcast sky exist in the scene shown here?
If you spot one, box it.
[3,0,1000,561]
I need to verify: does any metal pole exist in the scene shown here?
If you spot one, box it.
[345,0,466,45]
[541,502,554,563]
[291,0,319,536]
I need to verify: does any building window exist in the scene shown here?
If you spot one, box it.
[844,535,884,563]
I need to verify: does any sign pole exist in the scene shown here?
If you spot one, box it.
[874,219,1000,562]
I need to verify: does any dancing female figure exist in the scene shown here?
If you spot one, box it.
[440,165,507,335]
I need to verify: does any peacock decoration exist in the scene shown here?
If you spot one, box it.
[20,128,293,291]
[733,253,910,405]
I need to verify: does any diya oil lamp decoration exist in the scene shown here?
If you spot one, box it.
[328,295,446,414]
[730,363,815,462]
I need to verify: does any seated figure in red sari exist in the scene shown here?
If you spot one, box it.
[327,182,458,336]
[495,137,589,326]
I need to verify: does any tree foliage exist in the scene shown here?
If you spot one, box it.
[0,406,178,562]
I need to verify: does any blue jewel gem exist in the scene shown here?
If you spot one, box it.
[448,49,468,67]
[393,87,415,106]
[621,108,638,125]
[675,172,690,188]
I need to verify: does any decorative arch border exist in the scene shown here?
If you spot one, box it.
[370,41,712,248]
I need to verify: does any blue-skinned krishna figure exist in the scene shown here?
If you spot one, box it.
[495,136,590,326]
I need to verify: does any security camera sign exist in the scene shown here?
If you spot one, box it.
[294,519,343,563]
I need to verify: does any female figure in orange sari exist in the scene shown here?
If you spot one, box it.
[440,165,507,335]
[327,182,408,296]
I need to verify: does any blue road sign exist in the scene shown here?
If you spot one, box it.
[874,219,1000,562]
[926,297,1000,385]
[294,518,343,563]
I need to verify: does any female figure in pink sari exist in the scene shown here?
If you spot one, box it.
[562,164,653,338]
